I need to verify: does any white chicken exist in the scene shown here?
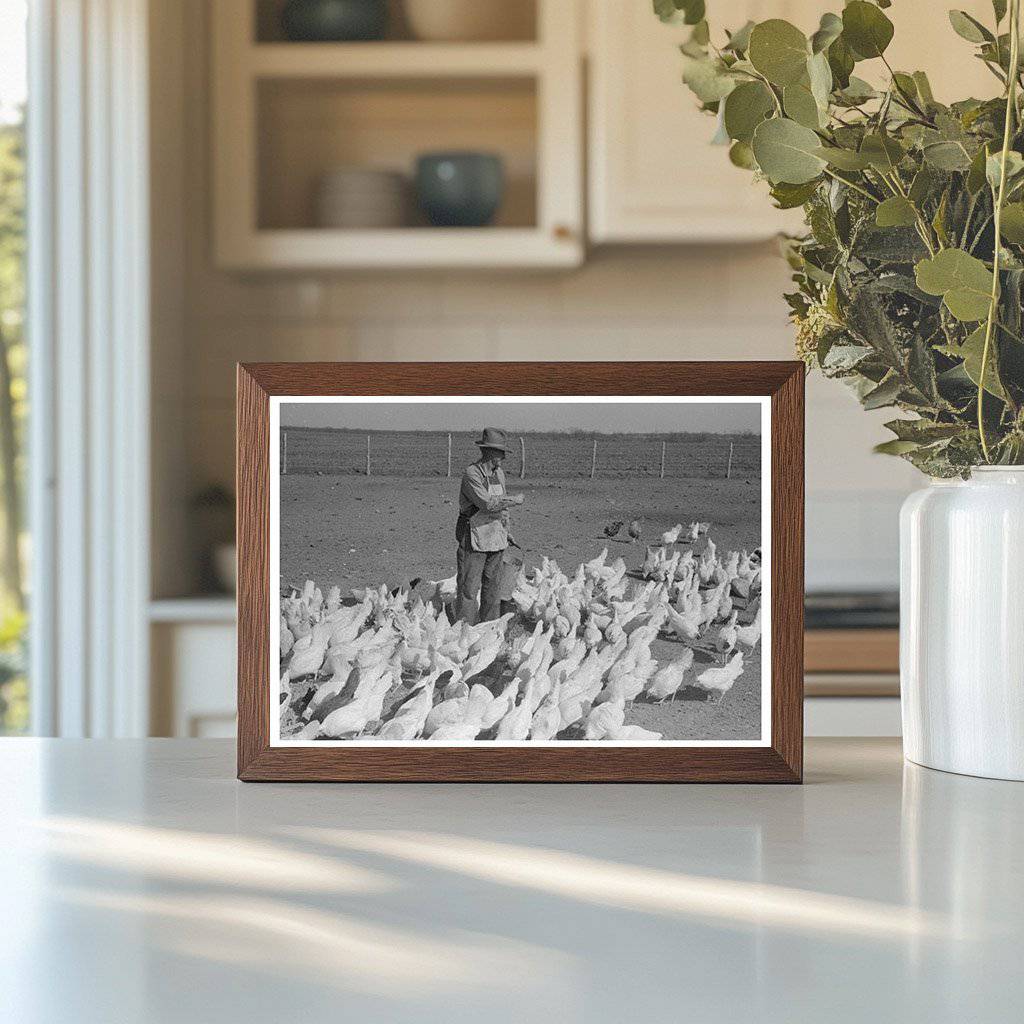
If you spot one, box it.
[714,610,740,663]
[694,651,745,699]
[376,676,437,740]
[605,724,663,741]
[423,694,469,737]
[496,679,535,740]
[429,684,495,741]
[645,648,694,703]
[665,603,703,643]
[319,673,393,738]
[584,697,626,740]
[530,681,564,740]
[735,608,762,653]
[660,523,683,546]
[481,678,520,732]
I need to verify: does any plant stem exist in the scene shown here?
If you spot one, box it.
[968,212,994,254]
[880,54,930,120]
[996,317,1024,344]
[979,0,1021,463]
[821,167,879,203]
[750,69,783,116]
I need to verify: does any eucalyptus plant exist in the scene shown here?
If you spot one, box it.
[658,0,1024,475]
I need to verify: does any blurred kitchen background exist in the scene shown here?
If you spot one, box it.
[1,0,997,740]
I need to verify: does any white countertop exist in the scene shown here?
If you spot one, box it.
[1,738,1021,1023]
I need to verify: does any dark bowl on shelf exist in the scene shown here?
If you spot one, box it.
[415,152,505,227]
[280,0,388,42]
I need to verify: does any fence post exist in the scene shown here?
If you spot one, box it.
[726,441,734,480]
[282,430,288,475]
[366,435,371,476]
[660,440,665,480]
[590,439,597,480]
[446,433,452,478]
[519,436,526,480]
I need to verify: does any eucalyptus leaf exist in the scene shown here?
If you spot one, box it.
[815,146,872,170]
[874,439,921,455]
[986,150,1024,190]
[711,105,730,145]
[948,10,993,44]
[884,418,963,443]
[892,72,919,102]
[923,140,973,171]
[875,196,918,228]
[724,20,755,53]
[653,0,677,23]
[723,81,775,144]
[783,83,822,129]
[836,76,878,104]
[999,202,1024,243]
[807,51,833,111]
[909,165,937,205]
[847,284,910,371]
[681,54,737,103]
[728,140,758,170]
[842,1,895,60]
[912,71,935,105]
[653,0,705,25]
[958,324,1007,398]
[915,249,994,321]
[862,374,902,409]
[827,35,855,89]
[822,342,874,373]
[860,133,905,172]
[932,190,951,247]
[689,20,710,47]
[967,143,993,193]
[752,117,827,184]
[908,335,941,402]
[810,12,843,54]
[748,19,810,87]
[770,179,820,209]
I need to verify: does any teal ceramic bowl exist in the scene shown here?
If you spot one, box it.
[280,0,388,42]
[415,152,505,227]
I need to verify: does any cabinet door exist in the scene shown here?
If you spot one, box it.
[588,1,1003,245]
[588,1,813,243]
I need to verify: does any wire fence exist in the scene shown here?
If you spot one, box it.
[280,428,761,480]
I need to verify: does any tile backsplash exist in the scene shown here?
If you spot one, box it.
[173,247,917,595]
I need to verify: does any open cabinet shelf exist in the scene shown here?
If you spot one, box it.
[212,0,582,269]
[248,42,546,78]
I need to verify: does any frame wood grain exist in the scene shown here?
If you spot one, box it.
[237,362,804,782]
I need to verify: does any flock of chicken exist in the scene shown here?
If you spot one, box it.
[279,522,762,743]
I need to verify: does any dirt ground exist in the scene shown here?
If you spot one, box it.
[279,474,763,741]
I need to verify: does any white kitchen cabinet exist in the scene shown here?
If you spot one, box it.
[587,0,999,244]
[150,601,236,738]
[588,1,814,243]
[211,0,584,269]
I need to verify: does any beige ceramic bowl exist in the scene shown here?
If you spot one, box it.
[404,0,535,42]
[314,168,409,228]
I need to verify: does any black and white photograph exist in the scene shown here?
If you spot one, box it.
[271,397,769,746]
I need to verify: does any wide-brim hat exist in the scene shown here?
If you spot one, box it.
[474,427,513,453]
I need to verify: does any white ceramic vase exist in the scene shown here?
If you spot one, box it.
[900,467,1024,781]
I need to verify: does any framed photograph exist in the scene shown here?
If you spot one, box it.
[237,362,804,782]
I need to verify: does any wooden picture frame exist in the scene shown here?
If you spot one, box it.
[237,362,804,782]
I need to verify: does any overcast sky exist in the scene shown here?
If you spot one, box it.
[279,399,762,434]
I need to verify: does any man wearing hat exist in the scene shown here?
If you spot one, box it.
[456,427,525,623]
